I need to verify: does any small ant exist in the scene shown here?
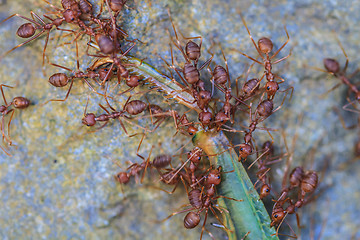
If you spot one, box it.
[0,84,30,156]
[322,39,360,114]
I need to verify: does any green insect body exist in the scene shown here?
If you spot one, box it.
[193,130,278,240]
[105,55,278,239]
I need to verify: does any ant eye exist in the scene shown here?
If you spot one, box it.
[189,132,193,136]
[240,148,243,151]
[217,176,220,179]
[267,86,270,90]
[71,18,75,21]
[277,86,279,90]
[266,189,270,192]
[198,157,201,160]
[274,214,278,218]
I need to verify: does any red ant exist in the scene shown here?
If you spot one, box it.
[250,141,285,199]
[0,84,30,156]
[159,166,242,240]
[321,39,360,114]
[0,1,82,65]
[82,95,148,136]
[232,13,293,101]
[43,40,109,105]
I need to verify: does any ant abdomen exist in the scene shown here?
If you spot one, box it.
[16,23,35,38]
[256,100,274,118]
[188,189,202,209]
[185,41,201,61]
[125,100,147,115]
[152,154,172,169]
[213,65,228,85]
[12,97,30,109]
[323,58,340,74]
[183,63,200,84]
[184,212,200,229]
[49,73,69,87]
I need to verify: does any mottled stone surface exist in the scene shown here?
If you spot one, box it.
[0,0,359,239]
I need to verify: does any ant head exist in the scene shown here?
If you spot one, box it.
[126,76,140,87]
[199,111,212,125]
[265,81,279,98]
[258,37,273,54]
[215,111,229,127]
[260,184,271,199]
[12,97,30,109]
[63,9,77,23]
[187,125,198,136]
[188,147,202,163]
[323,58,340,74]
[185,41,201,61]
[0,105,6,112]
[238,143,252,160]
[198,90,211,109]
[206,168,221,186]
[270,208,285,227]
[82,113,96,126]
[98,68,112,81]
[114,172,130,184]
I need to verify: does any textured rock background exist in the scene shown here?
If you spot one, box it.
[0,0,359,239]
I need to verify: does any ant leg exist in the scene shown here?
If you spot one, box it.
[273,49,292,64]
[42,31,50,67]
[0,143,12,157]
[0,30,46,60]
[43,78,74,105]
[6,109,15,146]
[333,107,357,129]
[140,144,154,183]
[238,12,265,60]
[342,98,359,114]
[0,84,13,106]
[167,9,188,61]
[334,33,349,73]
[273,86,294,114]
[231,48,263,65]
[155,205,195,224]
[271,26,290,60]
[48,62,73,72]
[29,11,46,25]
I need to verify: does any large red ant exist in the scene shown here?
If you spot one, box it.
[232,13,293,101]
